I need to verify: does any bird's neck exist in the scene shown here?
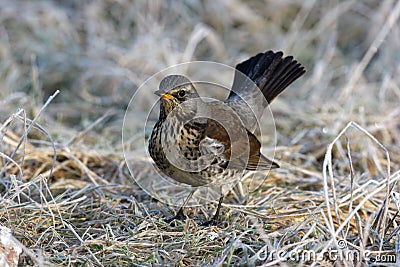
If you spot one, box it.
[159,104,168,120]
[158,99,177,120]
[158,100,198,121]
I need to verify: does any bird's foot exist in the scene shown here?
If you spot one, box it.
[164,207,186,224]
[200,215,220,227]
[200,196,223,226]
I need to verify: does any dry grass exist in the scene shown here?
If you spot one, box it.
[1,0,400,266]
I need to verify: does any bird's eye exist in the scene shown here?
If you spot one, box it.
[178,90,186,98]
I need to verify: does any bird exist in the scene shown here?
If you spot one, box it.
[148,50,305,225]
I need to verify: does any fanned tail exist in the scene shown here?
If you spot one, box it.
[228,50,305,103]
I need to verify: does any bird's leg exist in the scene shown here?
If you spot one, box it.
[201,195,224,226]
[165,190,195,223]
[164,206,185,223]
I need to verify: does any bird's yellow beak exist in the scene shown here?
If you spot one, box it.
[160,93,174,100]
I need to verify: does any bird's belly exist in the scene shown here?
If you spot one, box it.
[158,161,239,187]
[149,122,240,187]
[149,120,243,187]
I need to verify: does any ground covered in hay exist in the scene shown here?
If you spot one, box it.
[0,1,400,266]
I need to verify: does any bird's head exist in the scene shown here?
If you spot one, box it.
[155,75,200,119]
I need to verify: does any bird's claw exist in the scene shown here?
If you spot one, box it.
[200,217,219,227]
[164,207,186,224]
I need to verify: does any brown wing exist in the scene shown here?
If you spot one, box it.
[203,118,279,171]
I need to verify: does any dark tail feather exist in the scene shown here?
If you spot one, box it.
[229,51,306,103]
